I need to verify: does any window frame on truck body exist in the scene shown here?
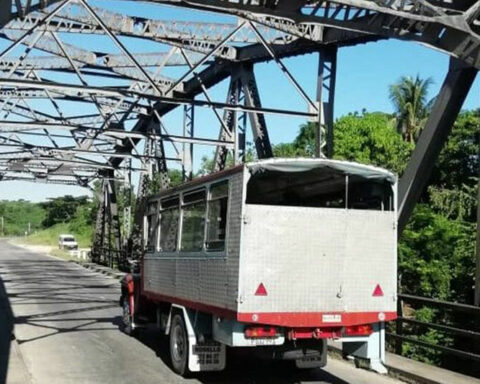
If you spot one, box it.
[244,159,396,212]
[144,166,241,260]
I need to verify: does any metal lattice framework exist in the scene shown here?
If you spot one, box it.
[0,0,479,272]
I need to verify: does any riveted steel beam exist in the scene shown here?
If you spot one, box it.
[398,58,477,234]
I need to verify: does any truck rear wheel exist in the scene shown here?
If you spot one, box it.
[169,313,189,376]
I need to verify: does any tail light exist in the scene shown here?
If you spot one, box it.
[245,326,278,338]
[343,324,373,336]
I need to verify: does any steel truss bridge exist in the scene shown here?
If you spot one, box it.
[0,0,480,298]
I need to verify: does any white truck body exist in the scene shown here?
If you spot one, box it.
[142,158,397,328]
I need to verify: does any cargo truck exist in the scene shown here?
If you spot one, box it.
[120,158,397,376]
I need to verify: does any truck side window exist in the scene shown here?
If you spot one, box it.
[206,181,228,251]
[160,197,179,252]
[181,189,206,252]
[146,201,158,252]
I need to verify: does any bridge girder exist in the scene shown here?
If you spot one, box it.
[0,0,478,275]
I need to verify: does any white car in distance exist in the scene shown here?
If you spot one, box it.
[58,234,78,250]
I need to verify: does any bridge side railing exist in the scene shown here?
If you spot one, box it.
[387,293,480,372]
[90,246,127,271]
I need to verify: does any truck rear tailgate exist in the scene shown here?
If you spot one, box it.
[237,204,397,327]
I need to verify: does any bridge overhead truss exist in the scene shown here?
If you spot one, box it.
[0,0,479,278]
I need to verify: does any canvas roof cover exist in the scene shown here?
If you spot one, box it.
[246,158,396,184]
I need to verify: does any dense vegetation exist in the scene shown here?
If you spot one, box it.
[0,195,94,247]
[0,200,45,236]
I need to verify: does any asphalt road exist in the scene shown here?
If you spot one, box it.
[0,240,401,384]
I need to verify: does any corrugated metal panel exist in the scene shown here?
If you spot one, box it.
[144,257,175,296]
[176,259,200,301]
[224,171,244,311]
[142,169,245,312]
[238,205,396,314]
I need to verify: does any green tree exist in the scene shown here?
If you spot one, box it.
[272,114,412,174]
[399,204,475,302]
[273,142,308,157]
[389,75,433,143]
[0,200,45,236]
[291,122,317,156]
[334,112,413,174]
[430,110,480,190]
[41,196,90,227]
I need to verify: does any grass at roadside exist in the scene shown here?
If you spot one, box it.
[15,223,92,248]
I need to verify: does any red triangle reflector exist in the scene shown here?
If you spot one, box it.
[373,284,384,297]
[255,283,268,296]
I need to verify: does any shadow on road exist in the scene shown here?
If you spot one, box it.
[0,249,350,384]
[0,257,120,347]
[134,328,349,384]
[0,272,14,384]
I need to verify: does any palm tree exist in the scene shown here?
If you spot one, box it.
[389,75,433,143]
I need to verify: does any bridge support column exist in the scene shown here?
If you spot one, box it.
[91,173,122,269]
[398,58,477,234]
[342,322,387,374]
[214,70,242,171]
[316,47,337,158]
[129,118,170,267]
[214,64,272,169]
[182,104,194,181]
[0,0,10,25]
[241,64,273,159]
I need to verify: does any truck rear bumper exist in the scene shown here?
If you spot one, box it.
[237,311,397,327]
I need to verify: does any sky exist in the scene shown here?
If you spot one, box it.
[0,3,479,202]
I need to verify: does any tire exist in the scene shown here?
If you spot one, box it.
[169,313,189,376]
[121,295,136,336]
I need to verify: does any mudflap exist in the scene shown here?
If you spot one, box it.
[191,341,226,372]
[170,305,226,372]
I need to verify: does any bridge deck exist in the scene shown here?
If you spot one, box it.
[0,240,474,384]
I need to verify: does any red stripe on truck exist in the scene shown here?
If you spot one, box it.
[142,289,396,327]
[237,311,397,327]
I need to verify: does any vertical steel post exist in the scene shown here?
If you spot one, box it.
[123,158,132,246]
[128,118,170,269]
[214,69,241,171]
[237,87,247,164]
[91,178,107,264]
[395,296,404,354]
[241,64,273,159]
[316,47,337,158]
[183,104,194,180]
[398,59,477,234]
[106,176,122,268]
[0,0,11,25]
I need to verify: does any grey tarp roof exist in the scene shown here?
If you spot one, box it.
[247,158,397,184]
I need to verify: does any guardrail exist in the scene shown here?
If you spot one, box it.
[90,247,127,270]
[387,293,480,373]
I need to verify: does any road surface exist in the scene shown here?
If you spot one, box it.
[0,240,402,384]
